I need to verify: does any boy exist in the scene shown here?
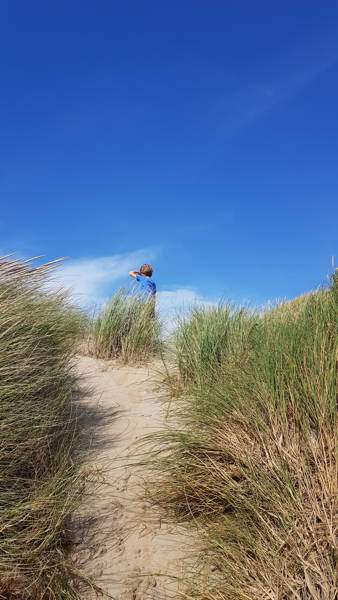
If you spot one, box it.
[128,264,156,300]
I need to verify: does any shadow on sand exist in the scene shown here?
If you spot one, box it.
[69,381,125,595]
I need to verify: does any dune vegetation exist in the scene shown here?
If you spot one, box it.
[1,253,336,600]
[0,257,85,600]
[89,289,161,363]
[147,274,337,599]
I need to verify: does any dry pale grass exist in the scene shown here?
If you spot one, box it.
[0,256,87,600]
[89,289,161,364]
[147,276,337,599]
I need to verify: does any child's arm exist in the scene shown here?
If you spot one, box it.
[128,270,141,280]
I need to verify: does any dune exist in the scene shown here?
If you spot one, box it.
[73,356,191,599]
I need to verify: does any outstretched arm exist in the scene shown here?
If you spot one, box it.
[128,270,141,279]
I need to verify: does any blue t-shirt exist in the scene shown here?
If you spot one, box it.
[136,274,156,297]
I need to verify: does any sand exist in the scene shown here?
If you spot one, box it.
[73,356,192,600]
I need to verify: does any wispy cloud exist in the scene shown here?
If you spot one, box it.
[52,248,156,308]
[216,48,338,131]
[51,251,216,327]
[157,288,216,333]
[157,288,215,312]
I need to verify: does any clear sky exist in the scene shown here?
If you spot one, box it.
[1,1,338,313]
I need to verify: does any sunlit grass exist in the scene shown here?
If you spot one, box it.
[89,289,161,363]
[0,257,86,600]
[147,275,337,599]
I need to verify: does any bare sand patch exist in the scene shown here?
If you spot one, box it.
[72,356,192,599]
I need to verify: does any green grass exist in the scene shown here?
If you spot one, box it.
[171,303,257,392]
[89,289,161,363]
[147,275,337,599]
[0,257,86,599]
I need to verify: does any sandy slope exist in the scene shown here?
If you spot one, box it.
[73,356,191,600]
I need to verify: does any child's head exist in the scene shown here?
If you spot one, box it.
[140,263,153,277]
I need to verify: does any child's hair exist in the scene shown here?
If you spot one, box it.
[140,264,153,277]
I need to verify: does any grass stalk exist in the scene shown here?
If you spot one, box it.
[0,257,86,599]
[147,276,338,599]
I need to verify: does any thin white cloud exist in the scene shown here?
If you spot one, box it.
[52,248,156,308]
[217,50,338,131]
[156,288,216,333]
[157,288,214,316]
[51,252,216,329]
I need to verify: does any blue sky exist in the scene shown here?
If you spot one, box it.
[1,1,338,314]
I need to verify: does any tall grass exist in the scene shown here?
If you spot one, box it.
[172,304,256,391]
[148,276,337,599]
[0,257,85,599]
[90,289,161,363]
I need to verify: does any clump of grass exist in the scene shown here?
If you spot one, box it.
[172,304,257,390]
[90,289,161,363]
[0,256,85,599]
[147,276,337,599]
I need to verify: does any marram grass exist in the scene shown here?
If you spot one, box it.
[0,257,86,599]
[147,275,338,599]
[89,289,161,363]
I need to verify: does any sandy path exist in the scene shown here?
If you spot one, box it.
[73,356,190,600]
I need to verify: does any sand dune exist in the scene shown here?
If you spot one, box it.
[73,356,191,599]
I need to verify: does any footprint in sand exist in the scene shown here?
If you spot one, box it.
[73,355,190,600]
